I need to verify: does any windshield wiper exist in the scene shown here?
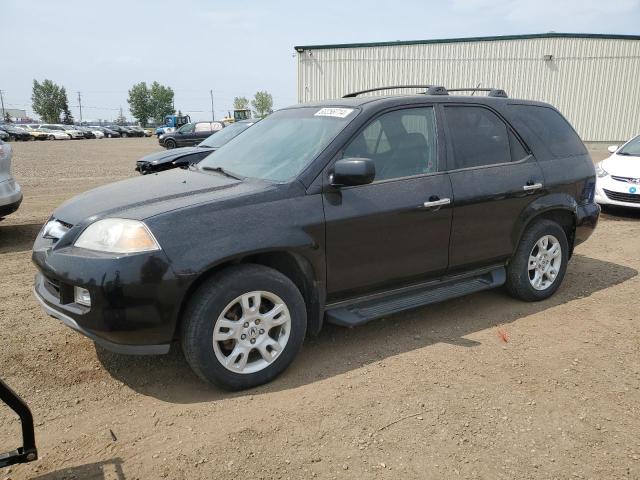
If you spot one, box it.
[201,166,242,180]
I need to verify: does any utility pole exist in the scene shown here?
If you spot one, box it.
[210,90,214,121]
[77,91,83,124]
[0,90,5,120]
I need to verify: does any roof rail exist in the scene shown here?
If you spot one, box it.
[447,88,508,98]
[343,85,448,98]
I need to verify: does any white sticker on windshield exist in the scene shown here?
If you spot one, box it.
[314,108,354,118]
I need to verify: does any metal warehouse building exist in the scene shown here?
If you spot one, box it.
[295,33,640,142]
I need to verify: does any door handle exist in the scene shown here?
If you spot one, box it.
[423,198,451,208]
[522,183,543,192]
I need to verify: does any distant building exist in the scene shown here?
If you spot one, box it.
[295,33,640,141]
[2,108,28,122]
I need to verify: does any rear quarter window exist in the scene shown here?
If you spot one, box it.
[509,105,586,158]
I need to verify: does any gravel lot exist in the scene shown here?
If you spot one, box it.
[1,139,639,480]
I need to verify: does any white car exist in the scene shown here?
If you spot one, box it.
[0,140,22,219]
[35,127,71,141]
[595,135,640,208]
[40,124,84,139]
[90,129,105,139]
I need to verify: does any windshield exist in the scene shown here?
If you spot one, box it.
[618,136,640,156]
[178,123,194,133]
[199,121,254,148]
[199,107,357,182]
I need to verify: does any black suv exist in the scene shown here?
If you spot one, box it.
[32,86,599,390]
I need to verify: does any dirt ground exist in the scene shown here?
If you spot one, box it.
[1,139,639,480]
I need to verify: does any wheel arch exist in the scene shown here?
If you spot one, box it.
[173,249,324,341]
[512,194,579,260]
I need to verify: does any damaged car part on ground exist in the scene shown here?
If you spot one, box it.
[32,85,599,390]
[0,379,38,469]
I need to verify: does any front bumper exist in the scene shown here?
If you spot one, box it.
[31,236,188,355]
[0,180,22,217]
[595,177,640,208]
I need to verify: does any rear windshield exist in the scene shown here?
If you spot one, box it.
[510,105,586,158]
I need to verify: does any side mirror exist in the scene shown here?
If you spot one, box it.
[331,158,375,187]
[608,145,619,153]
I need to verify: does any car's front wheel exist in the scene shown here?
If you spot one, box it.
[506,219,569,301]
[164,139,177,149]
[181,265,307,390]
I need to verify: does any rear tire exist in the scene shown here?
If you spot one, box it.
[181,264,307,390]
[506,219,569,302]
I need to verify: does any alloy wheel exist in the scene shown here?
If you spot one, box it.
[528,234,562,290]
[212,291,291,374]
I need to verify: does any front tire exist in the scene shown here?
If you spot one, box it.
[181,265,307,390]
[506,219,569,302]
[164,139,176,149]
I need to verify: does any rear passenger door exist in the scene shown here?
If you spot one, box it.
[443,104,544,271]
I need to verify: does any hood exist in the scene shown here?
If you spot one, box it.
[602,154,640,178]
[53,167,266,225]
[138,146,211,165]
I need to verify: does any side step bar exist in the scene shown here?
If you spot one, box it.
[326,267,505,328]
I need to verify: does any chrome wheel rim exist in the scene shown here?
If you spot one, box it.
[213,291,291,374]
[528,234,562,290]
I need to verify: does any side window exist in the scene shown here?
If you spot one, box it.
[510,105,587,158]
[445,106,522,169]
[342,107,437,181]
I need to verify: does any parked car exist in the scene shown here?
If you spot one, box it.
[106,125,137,138]
[32,86,599,390]
[159,121,225,149]
[40,124,84,139]
[0,125,31,141]
[89,126,121,138]
[0,140,22,219]
[0,130,8,142]
[37,127,71,141]
[18,125,49,141]
[136,119,257,174]
[595,135,640,209]
[127,126,148,137]
[75,126,96,139]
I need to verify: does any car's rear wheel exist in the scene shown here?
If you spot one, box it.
[506,219,569,301]
[164,139,177,149]
[181,265,307,390]
[122,132,128,138]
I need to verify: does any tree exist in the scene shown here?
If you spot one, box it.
[251,91,273,118]
[127,82,151,126]
[233,96,250,110]
[115,107,127,125]
[60,87,74,124]
[149,81,175,124]
[31,79,66,123]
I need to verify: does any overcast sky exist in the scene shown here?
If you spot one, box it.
[3,0,639,122]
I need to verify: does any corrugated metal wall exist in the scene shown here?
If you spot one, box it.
[297,37,640,141]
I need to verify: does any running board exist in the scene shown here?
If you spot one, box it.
[325,267,506,328]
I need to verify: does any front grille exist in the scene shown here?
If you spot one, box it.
[611,175,640,184]
[603,189,640,204]
[44,276,60,298]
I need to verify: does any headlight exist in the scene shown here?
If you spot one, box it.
[74,218,160,253]
[159,134,166,140]
[595,162,608,178]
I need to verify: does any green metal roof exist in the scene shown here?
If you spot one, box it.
[294,33,640,52]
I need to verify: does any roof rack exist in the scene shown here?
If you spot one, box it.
[343,85,448,98]
[447,88,508,98]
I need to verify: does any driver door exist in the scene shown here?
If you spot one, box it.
[323,106,452,300]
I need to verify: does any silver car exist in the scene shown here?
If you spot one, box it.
[0,140,22,219]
